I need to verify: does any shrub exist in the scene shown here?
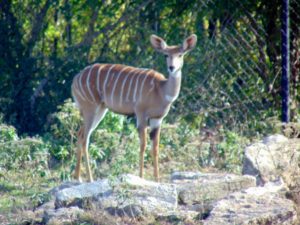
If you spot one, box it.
[45,99,139,179]
[0,124,49,177]
[215,130,250,173]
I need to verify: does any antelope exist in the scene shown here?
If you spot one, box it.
[72,34,197,182]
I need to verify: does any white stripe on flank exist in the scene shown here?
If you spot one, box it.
[74,75,87,101]
[126,70,139,102]
[79,67,92,102]
[111,66,128,105]
[103,65,116,102]
[73,92,79,108]
[150,76,156,91]
[138,70,152,102]
[78,72,86,100]
[119,73,130,105]
[86,64,96,102]
[133,70,146,102]
[96,65,104,100]
[120,68,136,106]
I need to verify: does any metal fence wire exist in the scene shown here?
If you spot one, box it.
[166,0,300,136]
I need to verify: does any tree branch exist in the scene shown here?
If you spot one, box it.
[76,0,153,48]
[78,5,100,48]
[30,77,49,113]
[26,0,51,55]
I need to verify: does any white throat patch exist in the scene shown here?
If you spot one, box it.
[169,70,182,78]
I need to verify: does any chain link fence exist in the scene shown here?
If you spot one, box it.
[166,0,300,138]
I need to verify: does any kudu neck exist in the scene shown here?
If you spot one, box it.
[162,69,182,103]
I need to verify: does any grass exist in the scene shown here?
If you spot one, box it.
[0,169,59,224]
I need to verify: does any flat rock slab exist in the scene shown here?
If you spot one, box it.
[55,179,112,208]
[55,174,177,217]
[204,182,297,225]
[171,171,256,213]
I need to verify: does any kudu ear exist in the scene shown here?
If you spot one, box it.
[182,34,197,53]
[150,35,167,52]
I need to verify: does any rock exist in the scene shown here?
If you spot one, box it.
[42,207,84,224]
[49,181,82,196]
[204,181,297,225]
[156,208,201,224]
[171,172,256,215]
[262,134,288,146]
[55,174,177,217]
[243,178,288,200]
[55,179,112,208]
[106,204,144,218]
[243,135,300,185]
[34,200,55,219]
[171,171,203,180]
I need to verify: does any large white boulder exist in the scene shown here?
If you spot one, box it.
[204,180,297,225]
[243,134,300,186]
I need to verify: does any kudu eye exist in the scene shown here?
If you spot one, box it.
[164,54,168,58]
[179,54,183,57]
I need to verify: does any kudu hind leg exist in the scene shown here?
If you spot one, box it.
[82,106,108,182]
[136,115,148,179]
[81,130,93,182]
[74,126,84,181]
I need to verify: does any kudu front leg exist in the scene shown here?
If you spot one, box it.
[138,126,147,178]
[150,126,161,181]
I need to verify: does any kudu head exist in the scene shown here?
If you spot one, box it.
[150,34,197,74]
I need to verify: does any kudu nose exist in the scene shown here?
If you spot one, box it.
[169,66,174,72]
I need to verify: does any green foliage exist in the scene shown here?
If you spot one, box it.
[0,125,49,176]
[0,124,57,217]
[46,98,80,160]
[109,130,140,176]
[43,99,139,178]
[30,192,52,208]
[0,124,18,142]
[215,131,250,173]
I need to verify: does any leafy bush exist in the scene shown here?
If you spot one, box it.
[215,130,250,173]
[45,98,80,160]
[0,124,49,177]
[158,122,251,174]
[0,124,18,142]
[44,99,139,178]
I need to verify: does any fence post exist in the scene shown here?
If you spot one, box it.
[281,0,290,123]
